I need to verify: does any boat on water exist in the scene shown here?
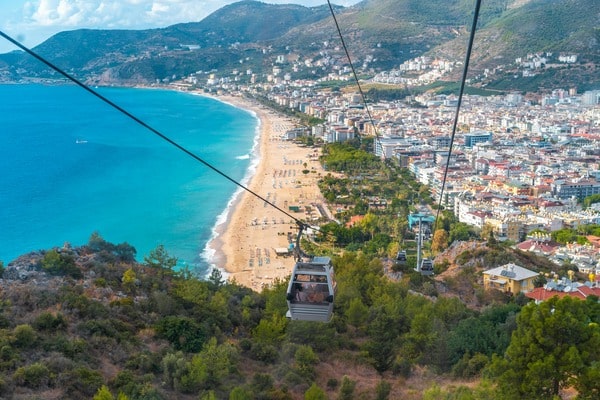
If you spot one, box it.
[75,139,88,144]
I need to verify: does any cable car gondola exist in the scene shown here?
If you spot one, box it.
[420,258,434,276]
[286,256,335,322]
[286,224,336,322]
[395,250,407,265]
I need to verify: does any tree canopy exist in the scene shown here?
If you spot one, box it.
[487,296,600,399]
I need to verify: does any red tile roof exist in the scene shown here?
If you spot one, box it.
[526,285,600,302]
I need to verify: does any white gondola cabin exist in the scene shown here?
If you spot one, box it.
[420,258,434,276]
[286,256,336,322]
[396,250,407,265]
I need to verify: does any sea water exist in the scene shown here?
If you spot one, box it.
[0,84,258,276]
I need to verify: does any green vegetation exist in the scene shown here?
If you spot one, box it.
[487,296,600,399]
[3,108,600,399]
[542,223,600,246]
[365,87,412,102]
[314,141,436,258]
[41,249,83,279]
[583,194,600,209]
[1,229,600,399]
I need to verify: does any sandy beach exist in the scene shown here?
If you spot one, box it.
[205,93,329,291]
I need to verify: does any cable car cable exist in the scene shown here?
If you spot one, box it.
[432,0,482,234]
[326,0,483,266]
[325,0,483,243]
[326,0,383,148]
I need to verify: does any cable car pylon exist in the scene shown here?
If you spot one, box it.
[410,213,434,276]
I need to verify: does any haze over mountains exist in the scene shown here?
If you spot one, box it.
[0,0,598,90]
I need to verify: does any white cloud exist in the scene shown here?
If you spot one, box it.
[24,0,225,29]
[29,0,81,26]
[23,0,362,30]
[0,0,361,53]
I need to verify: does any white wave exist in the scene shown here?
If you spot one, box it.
[199,246,230,280]
[200,111,261,279]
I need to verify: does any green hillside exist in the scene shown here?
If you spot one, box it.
[0,0,598,94]
[1,234,598,399]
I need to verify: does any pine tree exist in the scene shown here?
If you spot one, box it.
[93,385,114,400]
[304,383,327,400]
[488,296,600,399]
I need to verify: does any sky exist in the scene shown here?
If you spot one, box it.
[0,0,362,54]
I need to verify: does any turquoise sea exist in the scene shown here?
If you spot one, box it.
[0,84,258,276]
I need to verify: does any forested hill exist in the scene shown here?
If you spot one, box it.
[1,234,599,399]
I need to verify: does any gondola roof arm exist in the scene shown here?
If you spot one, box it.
[294,221,311,261]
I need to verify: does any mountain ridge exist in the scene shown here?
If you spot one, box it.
[0,0,598,90]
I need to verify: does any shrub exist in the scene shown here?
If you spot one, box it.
[41,249,83,279]
[161,351,187,390]
[391,356,412,378]
[229,386,253,400]
[456,250,472,265]
[93,385,114,400]
[126,382,163,400]
[13,324,37,348]
[13,362,51,388]
[251,373,274,393]
[294,345,319,380]
[250,342,279,363]
[283,370,304,387]
[338,376,356,400]
[33,312,68,331]
[155,316,207,353]
[286,320,338,352]
[78,319,120,339]
[452,353,490,378]
[238,338,252,352]
[44,353,75,374]
[375,380,391,400]
[94,278,108,287]
[125,351,161,373]
[149,291,178,316]
[178,338,238,392]
[42,335,88,360]
[0,343,19,366]
[111,369,136,392]
[64,367,104,398]
[62,294,109,319]
[304,383,327,400]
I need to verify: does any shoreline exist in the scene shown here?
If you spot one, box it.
[200,91,328,290]
[194,93,263,281]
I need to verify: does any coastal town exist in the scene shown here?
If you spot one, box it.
[4,1,600,398]
[174,50,600,287]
